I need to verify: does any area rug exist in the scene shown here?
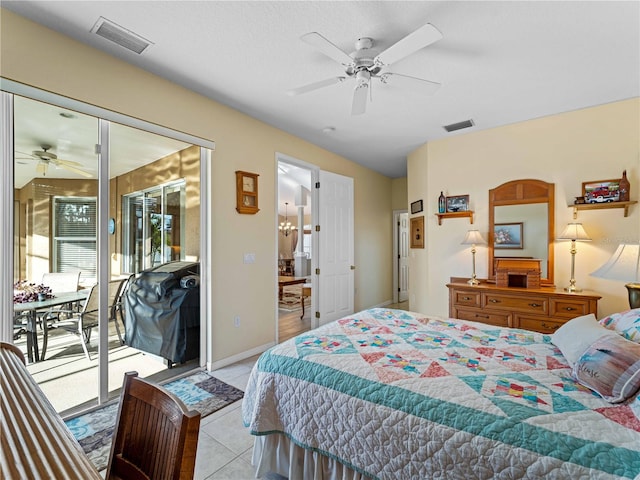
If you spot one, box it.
[64,370,244,471]
[279,284,310,312]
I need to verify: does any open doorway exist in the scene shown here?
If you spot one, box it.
[393,210,409,304]
[277,159,313,342]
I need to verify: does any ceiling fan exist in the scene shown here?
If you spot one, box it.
[287,23,443,115]
[16,145,92,178]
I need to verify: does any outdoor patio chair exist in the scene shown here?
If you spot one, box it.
[44,284,99,360]
[106,371,201,480]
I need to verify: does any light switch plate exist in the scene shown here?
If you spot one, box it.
[243,253,256,264]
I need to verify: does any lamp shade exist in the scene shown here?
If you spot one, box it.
[557,223,591,241]
[590,243,640,283]
[461,230,486,245]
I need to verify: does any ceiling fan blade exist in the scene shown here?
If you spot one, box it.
[57,163,93,178]
[300,32,355,67]
[379,73,441,95]
[53,158,84,167]
[287,77,346,96]
[375,23,443,66]
[351,83,369,116]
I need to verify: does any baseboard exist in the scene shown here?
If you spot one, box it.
[370,300,392,308]
[207,342,275,371]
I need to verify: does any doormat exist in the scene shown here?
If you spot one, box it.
[64,370,244,472]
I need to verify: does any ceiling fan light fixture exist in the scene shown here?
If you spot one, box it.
[36,161,48,176]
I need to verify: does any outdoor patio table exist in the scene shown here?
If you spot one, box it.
[13,289,88,363]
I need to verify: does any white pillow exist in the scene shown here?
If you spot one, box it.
[551,313,618,366]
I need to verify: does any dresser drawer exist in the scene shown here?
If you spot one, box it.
[452,290,481,308]
[483,293,548,315]
[550,299,592,318]
[517,315,565,334]
[456,308,510,327]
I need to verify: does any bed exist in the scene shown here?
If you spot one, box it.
[242,308,640,479]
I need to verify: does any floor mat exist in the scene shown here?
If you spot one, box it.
[64,370,244,471]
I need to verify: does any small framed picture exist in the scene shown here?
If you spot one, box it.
[494,222,523,249]
[582,179,621,203]
[410,199,423,214]
[410,216,424,249]
[445,195,469,213]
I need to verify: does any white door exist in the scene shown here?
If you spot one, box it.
[398,212,409,302]
[317,170,354,325]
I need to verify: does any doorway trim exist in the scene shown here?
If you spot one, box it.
[275,152,319,340]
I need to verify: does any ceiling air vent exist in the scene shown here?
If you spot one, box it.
[443,119,474,133]
[91,17,153,54]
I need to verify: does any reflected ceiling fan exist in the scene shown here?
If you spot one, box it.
[287,23,443,115]
[16,145,92,177]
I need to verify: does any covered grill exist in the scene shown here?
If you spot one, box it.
[123,261,200,367]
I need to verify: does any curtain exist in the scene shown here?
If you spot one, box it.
[292,230,299,253]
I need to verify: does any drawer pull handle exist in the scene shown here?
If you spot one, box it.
[462,296,471,301]
[564,307,576,311]
[541,322,560,331]
[489,299,501,304]
[475,314,490,319]
[529,303,542,308]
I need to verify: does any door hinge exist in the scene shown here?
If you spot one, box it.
[315,312,320,319]
[350,265,355,270]
[315,225,320,232]
[315,182,320,189]
[315,268,320,275]
[95,144,102,154]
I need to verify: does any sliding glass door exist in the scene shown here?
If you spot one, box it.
[4,88,209,415]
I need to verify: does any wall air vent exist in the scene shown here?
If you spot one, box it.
[443,119,475,133]
[91,17,153,54]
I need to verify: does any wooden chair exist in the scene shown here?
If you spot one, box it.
[106,371,201,480]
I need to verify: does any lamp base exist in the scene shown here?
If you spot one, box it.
[467,277,480,286]
[564,285,582,293]
[626,283,640,309]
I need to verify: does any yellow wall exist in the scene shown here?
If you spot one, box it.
[391,177,408,211]
[408,98,640,318]
[1,9,394,365]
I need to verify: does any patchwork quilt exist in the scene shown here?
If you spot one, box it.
[242,308,640,480]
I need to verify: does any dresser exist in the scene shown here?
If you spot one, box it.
[447,281,601,334]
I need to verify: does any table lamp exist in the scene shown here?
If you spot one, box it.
[461,230,486,286]
[590,243,640,309]
[557,223,591,292]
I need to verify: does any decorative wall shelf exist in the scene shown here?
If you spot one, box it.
[570,200,637,219]
[435,211,474,225]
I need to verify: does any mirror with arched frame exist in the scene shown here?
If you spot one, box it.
[488,179,555,286]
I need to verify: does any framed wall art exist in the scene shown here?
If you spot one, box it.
[410,216,424,249]
[446,195,469,212]
[582,179,620,203]
[494,222,523,249]
[410,199,423,214]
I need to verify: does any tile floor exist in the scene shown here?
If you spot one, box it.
[193,355,260,480]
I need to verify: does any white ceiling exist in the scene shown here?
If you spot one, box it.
[3,1,639,180]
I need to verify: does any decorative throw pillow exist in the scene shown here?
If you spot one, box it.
[572,335,640,403]
[598,308,640,343]
[551,314,618,366]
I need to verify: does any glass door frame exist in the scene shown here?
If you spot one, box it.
[0,79,214,406]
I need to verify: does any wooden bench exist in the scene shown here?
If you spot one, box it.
[0,342,101,479]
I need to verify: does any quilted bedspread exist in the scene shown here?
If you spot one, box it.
[242,308,640,479]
